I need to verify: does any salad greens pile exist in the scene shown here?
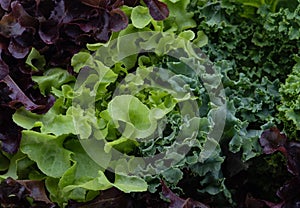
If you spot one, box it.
[1,0,300,207]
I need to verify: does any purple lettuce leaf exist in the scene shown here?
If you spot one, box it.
[48,0,66,23]
[243,194,278,208]
[259,127,287,155]
[0,50,9,80]
[161,180,209,208]
[0,0,11,11]
[109,8,128,32]
[11,1,37,31]
[0,13,25,38]
[68,188,173,207]
[285,142,300,176]
[0,56,54,154]
[68,188,133,208]
[1,0,131,68]
[0,177,31,208]
[276,177,300,208]
[0,73,54,154]
[1,75,54,112]
[0,106,21,154]
[39,20,60,44]
[1,2,37,59]
[0,61,9,80]
[259,128,300,207]
[0,177,57,208]
[143,0,169,21]
[8,38,30,59]
[260,128,300,176]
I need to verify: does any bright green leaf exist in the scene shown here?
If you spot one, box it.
[25,48,46,71]
[131,6,152,29]
[113,174,148,193]
[108,95,158,138]
[21,131,72,178]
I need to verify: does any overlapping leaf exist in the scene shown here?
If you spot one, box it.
[0,0,169,155]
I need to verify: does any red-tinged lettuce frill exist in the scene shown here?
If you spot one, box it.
[258,128,300,207]
[0,177,57,208]
[161,180,210,208]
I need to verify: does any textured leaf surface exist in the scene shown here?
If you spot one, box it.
[20,131,72,178]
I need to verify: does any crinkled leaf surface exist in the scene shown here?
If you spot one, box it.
[32,68,75,96]
[108,95,158,139]
[162,0,196,31]
[13,99,76,136]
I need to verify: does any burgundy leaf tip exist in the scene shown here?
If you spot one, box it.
[143,0,169,21]
[259,127,287,155]
[161,180,209,208]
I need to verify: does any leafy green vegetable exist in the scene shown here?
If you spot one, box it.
[108,95,158,138]
[32,68,75,96]
[75,30,228,201]
[278,56,300,138]
[235,0,298,17]
[0,151,9,172]
[13,99,76,136]
[2,0,299,206]
[191,0,300,164]
[20,131,72,178]
[162,0,196,31]
[9,25,229,205]
[113,174,148,193]
[25,48,46,72]
[131,6,152,29]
